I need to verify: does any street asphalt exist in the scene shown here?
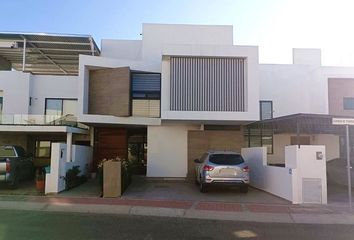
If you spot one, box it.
[0,209,354,240]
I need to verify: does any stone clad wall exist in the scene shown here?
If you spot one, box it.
[88,67,131,117]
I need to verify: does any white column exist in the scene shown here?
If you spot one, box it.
[66,132,73,162]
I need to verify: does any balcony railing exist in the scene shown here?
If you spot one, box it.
[0,114,83,127]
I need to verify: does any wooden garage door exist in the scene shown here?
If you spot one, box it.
[94,128,127,168]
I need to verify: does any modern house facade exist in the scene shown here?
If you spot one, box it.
[1,23,354,182]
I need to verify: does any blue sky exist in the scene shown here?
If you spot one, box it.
[1,0,354,66]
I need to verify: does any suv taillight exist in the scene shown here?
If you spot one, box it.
[5,160,10,172]
[203,165,214,171]
[243,166,249,172]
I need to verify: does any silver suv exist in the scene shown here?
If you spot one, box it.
[194,151,249,193]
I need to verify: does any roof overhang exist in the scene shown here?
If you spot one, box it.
[0,125,88,134]
[0,32,100,75]
[247,113,354,135]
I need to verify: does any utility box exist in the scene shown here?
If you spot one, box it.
[103,161,121,198]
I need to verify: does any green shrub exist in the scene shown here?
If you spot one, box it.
[65,166,87,190]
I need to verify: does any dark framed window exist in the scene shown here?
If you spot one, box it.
[0,90,3,115]
[245,128,273,154]
[260,101,273,120]
[35,141,51,158]
[131,73,161,100]
[343,97,354,110]
[131,72,161,118]
[45,98,78,116]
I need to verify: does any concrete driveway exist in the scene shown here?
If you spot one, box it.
[122,176,289,204]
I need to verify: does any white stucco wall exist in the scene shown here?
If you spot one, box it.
[147,124,199,178]
[268,134,340,164]
[285,145,327,204]
[101,39,142,61]
[260,49,354,118]
[29,75,78,115]
[259,64,326,117]
[142,23,233,64]
[45,143,93,194]
[312,134,339,161]
[0,71,78,116]
[242,145,327,204]
[0,71,30,114]
[242,147,294,202]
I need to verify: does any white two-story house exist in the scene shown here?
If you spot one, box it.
[0,24,354,181]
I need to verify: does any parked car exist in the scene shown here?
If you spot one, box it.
[0,145,35,188]
[194,151,249,193]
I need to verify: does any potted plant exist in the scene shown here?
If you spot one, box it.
[36,168,45,192]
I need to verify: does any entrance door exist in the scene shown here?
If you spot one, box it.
[94,128,127,168]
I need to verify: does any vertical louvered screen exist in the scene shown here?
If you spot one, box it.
[170,57,246,111]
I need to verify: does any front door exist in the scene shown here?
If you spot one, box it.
[93,128,127,169]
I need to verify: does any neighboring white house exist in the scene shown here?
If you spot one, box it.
[0,23,354,181]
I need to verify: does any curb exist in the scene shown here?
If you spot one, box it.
[0,198,354,225]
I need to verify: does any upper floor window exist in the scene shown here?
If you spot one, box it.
[260,101,273,120]
[131,73,161,100]
[131,72,161,118]
[343,97,354,110]
[45,98,77,116]
[0,90,3,115]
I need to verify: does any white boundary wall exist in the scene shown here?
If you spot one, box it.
[45,143,93,194]
[242,147,294,202]
[242,145,327,204]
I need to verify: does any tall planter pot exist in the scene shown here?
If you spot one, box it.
[103,161,121,198]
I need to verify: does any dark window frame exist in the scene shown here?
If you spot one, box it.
[130,71,161,116]
[260,100,273,120]
[246,128,274,154]
[35,140,52,158]
[44,98,78,115]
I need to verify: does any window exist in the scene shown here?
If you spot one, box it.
[343,97,354,110]
[209,154,244,165]
[35,141,51,158]
[0,146,16,157]
[245,128,273,154]
[0,90,3,115]
[131,73,161,99]
[260,101,273,120]
[45,99,77,116]
[131,72,161,117]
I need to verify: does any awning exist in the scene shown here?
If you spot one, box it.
[0,32,100,75]
[247,113,354,136]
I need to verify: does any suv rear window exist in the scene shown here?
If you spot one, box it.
[209,154,244,165]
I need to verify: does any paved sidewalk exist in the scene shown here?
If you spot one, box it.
[0,195,354,225]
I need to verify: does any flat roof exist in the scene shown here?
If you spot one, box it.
[0,32,100,75]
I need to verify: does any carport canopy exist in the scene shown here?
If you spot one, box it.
[0,32,100,75]
[247,113,354,145]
